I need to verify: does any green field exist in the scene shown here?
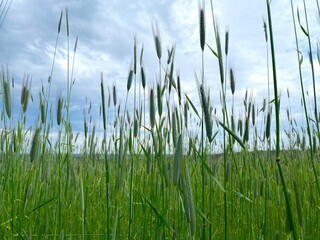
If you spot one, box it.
[1,1,320,239]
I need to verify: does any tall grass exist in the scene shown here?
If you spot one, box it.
[199,1,206,238]
[0,1,320,239]
[265,1,297,238]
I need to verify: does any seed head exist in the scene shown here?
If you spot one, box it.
[30,128,41,162]
[58,11,63,33]
[266,111,271,140]
[199,83,213,142]
[113,84,117,106]
[57,95,63,126]
[199,1,206,51]
[150,88,155,128]
[152,22,162,60]
[39,94,45,124]
[141,66,146,89]
[263,20,268,42]
[65,8,69,37]
[21,76,31,113]
[1,68,12,118]
[252,103,255,126]
[225,29,229,56]
[177,73,181,105]
[127,68,133,92]
[230,68,235,95]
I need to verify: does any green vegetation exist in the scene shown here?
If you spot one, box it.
[1,1,320,239]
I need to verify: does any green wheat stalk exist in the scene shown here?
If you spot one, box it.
[266,1,297,239]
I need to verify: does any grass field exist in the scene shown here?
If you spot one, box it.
[1,0,320,239]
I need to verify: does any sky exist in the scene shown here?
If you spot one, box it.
[0,0,319,150]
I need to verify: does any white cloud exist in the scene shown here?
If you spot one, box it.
[0,0,320,149]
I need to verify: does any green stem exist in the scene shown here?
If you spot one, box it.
[290,0,320,196]
[266,1,297,239]
[201,49,206,240]
[302,0,320,144]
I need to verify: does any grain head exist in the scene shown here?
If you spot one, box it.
[230,68,235,95]
[127,68,133,92]
[1,68,12,119]
[113,84,117,106]
[152,22,162,60]
[199,83,213,142]
[141,66,146,89]
[199,0,206,51]
[57,95,63,126]
[225,29,229,56]
[30,127,40,162]
[149,88,155,128]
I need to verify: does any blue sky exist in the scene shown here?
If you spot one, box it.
[0,0,319,150]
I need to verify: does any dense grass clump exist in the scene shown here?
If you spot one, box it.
[1,1,320,239]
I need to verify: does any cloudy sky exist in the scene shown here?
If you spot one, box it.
[0,0,319,149]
